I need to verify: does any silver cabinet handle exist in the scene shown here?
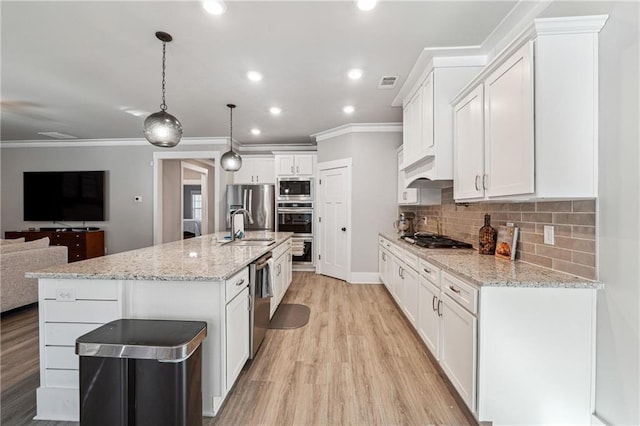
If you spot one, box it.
[290,165,294,173]
[437,299,443,317]
[432,295,437,311]
[247,293,252,311]
[382,252,386,261]
[235,278,245,287]
[296,165,300,173]
[475,175,480,191]
[449,285,461,294]
[483,174,488,190]
[251,176,254,182]
[423,268,431,274]
[256,175,259,182]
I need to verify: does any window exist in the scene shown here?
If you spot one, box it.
[192,192,202,220]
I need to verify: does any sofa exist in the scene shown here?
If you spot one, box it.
[1,237,68,313]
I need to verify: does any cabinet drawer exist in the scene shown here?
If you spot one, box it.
[389,243,403,259]
[419,259,441,286]
[441,272,478,315]
[45,369,78,388]
[44,300,121,323]
[403,251,419,271]
[45,346,78,370]
[52,232,85,241]
[43,280,118,300]
[273,238,292,260]
[225,267,249,303]
[45,323,101,346]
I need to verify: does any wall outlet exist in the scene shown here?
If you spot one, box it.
[134,195,142,203]
[55,288,76,302]
[544,225,555,245]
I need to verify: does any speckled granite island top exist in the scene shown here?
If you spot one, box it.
[27,231,293,282]
[380,231,602,289]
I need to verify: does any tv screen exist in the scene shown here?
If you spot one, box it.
[24,171,106,221]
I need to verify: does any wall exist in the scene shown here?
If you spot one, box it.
[403,188,597,280]
[161,159,182,243]
[593,2,640,424]
[0,142,229,254]
[317,130,401,279]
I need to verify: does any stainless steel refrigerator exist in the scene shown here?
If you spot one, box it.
[225,184,276,231]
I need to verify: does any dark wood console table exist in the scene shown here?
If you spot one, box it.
[5,230,105,262]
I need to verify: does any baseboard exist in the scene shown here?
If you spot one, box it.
[592,413,608,426]
[348,272,381,284]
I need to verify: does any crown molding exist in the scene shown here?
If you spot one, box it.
[0,137,229,149]
[534,15,609,35]
[312,123,402,142]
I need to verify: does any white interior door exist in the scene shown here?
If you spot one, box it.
[317,160,351,281]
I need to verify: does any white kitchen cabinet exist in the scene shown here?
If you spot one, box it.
[270,239,292,318]
[275,154,315,177]
[233,156,275,184]
[399,57,485,182]
[400,263,419,327]
[453,85,485,200]
[225,286,250,391]
[418,276,440,357]
[452,16,607,202]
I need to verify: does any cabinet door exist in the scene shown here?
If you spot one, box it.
[440,294,477,413]
[421,73,435,156]
[275,155,295,176]
[484,41,534,198]
[418,278,440,358]
[453,85,485,201]
[402,89,423,167]
[401,266,419,326]
[378,245,386,284]
[294,155,314,176]
[225,287,250,390]
[233,159,256,184]
[390,255,403,304]
[254,157,275,183]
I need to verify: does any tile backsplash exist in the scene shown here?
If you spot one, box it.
[401,187,596,280]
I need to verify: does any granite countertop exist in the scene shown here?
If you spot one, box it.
[26,231,293,282]
[379,231,602,289]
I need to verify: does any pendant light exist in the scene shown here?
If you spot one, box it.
[220,104,242,171]
[143,31,183,147]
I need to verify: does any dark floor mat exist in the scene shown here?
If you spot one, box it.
[269,304,310,329]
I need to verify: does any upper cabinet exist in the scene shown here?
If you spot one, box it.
[233,156,275,184]
[397,148,441,206]
[452,15,608,202]
[400,57,485,183]
[275,154,315,177]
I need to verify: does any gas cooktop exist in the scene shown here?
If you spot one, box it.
[402,233,473,249]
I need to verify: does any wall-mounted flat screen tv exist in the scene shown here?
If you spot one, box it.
[23,171,106,221]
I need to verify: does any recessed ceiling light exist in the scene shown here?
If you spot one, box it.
[269,107,282,115]
[251,128,261,135]
[247,71,263,82]
[124,109,149,117]
[348,68,363,80]
[343,105,355,114]
[203,1,227,15]
[356,0,377,11]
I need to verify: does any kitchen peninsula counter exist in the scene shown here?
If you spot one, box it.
[379,231,601,289]
[27,231,293,282]
[30,231,293,422]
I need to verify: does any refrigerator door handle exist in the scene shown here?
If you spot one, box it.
[248,189,253,219]
[243,189,248,210]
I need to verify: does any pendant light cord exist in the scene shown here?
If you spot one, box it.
[229,106,233,150]
[160,41,167,112]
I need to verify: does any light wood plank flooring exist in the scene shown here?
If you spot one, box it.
[1,272,474,425]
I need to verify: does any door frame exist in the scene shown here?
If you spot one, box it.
[153,151,221,245]
[315,158,352,282]
[181,160,209,236]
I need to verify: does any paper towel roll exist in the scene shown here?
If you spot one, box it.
[233,214,245,237]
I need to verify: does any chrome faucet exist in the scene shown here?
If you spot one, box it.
[230,208,254,241]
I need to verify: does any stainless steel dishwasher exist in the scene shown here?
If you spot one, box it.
[250,252,272,358]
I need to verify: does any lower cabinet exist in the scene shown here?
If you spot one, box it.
[417,275,440,358]
[270,239,293,318]
[225,286,250,390]
[400,264,419,326]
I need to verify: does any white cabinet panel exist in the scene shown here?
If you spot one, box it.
[453,85,485,200]
[401,265,419,326]
[233,157,275,184]
[440,293,477,413]
[225,267,249,303]
[45,346,78,370]
[225,287,250,391]
[484,42,534,198]
[44,300,120,323]
[418,277,440,358]
[42,280,118,300]
[45,369,78,388]
[45,323,100,346]
[275,155,315,177]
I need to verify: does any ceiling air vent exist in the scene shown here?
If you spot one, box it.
[378,76,398,89]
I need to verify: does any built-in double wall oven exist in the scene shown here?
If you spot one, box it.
[277,199,314,267]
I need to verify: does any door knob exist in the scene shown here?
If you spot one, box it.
[341,227,346,232]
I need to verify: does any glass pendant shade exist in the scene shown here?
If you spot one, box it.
[221,103,243,172]
[144,111,183,147]
[220,149,242,171]
[144,31,183,148]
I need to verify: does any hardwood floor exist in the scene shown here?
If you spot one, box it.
[1,272,474,425]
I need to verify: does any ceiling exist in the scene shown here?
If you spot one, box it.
[1,1,518,145]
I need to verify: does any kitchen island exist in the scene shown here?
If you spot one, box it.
[27,231,293,421]
[379,232,601,426]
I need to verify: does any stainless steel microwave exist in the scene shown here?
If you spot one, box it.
[277,177,313,201]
